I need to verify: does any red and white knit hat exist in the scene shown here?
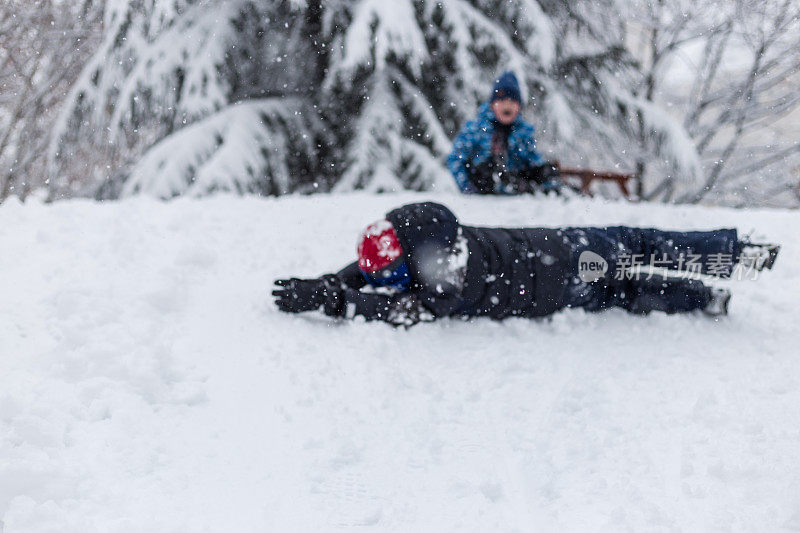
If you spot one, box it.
[357,220,405,274]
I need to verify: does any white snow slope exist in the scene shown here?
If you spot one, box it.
[1,193,799,532]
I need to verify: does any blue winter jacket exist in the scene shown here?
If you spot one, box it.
[447,103,545,193]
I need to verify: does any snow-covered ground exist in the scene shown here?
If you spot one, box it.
[1,193,799,532]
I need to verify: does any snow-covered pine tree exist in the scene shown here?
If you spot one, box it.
[47,0,721,201]
[324,0,456,192]
[48,0,321,199]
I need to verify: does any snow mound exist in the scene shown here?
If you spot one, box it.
[1,193,799,531]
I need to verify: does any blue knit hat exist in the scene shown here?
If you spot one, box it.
[490,71,522,104]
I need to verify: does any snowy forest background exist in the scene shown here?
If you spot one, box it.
[1,0,799,207]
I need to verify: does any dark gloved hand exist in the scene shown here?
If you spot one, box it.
[383,294,434,327]
[467,161,497,194]
[503,170,534,194]
[524,162,561,193]
[272,274,344,316]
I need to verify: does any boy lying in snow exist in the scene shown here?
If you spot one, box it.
[273,202,779,326]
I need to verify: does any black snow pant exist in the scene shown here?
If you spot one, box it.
[561,226,742,314]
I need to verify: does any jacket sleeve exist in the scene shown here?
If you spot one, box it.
[336,261,367,289]
[517,124,545,168]
[340,289,397,321]
[447,122,478,193]
[340,289,463,324]
[334,263,405,321]
[333,261,445,322]
[417,291,463,318]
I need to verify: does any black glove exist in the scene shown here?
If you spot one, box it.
[467,161,497,194]
[503,170,534,194]
[272,274,344,316]
[523,162,561,192]
[383,294,434,327]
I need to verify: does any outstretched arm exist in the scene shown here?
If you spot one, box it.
[336,261,367,289]
[339,290,433,327]
[272,261,363,313]
[272,267,436,327]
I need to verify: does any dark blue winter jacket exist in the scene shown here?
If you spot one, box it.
[336,202,571,320]
[447,103,547,193]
